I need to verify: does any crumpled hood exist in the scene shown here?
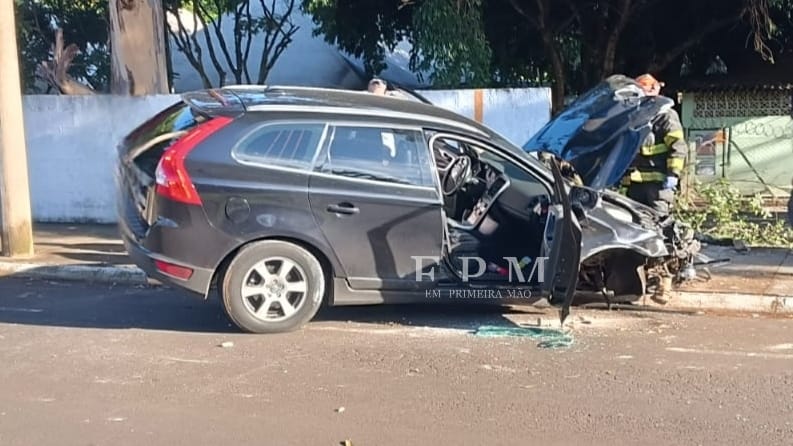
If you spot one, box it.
[523,75,675,189]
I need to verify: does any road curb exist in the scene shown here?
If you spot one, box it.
[668,291,792,314]
[0,261,154,285]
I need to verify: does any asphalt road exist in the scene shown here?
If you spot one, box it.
[1,278,793,446]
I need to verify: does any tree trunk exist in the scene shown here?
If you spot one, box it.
[548,45,566,116]
[507,0,567,114]
[164,13,174,93]
[600,0,631,83]
[109,0,169,95]
[575,0,631,90]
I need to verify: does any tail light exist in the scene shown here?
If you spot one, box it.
[155,116,233,205]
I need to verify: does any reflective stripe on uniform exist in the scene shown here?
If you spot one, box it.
[640,143,669,156]
[624,170,667,183]
[667,157,685,173]
[663,130,685,147]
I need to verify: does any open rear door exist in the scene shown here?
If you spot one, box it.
[542,158,583,324]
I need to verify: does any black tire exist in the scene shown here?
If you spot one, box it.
[221,240,325,334]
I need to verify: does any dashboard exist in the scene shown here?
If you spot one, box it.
[432,137,560,231]
[461,165,510,227]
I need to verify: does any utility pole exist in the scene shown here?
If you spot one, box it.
[109,0,169,95]
[0,0,34,257]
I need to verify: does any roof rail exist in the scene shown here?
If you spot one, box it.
[245,104,490,138]
[181,89,246,114]
[220,84,269,90]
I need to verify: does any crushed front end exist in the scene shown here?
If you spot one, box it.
[572,187,703,304]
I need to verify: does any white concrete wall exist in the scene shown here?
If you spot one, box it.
[420,88,551,149]
[23,95,182,223]
[21,89,550,223]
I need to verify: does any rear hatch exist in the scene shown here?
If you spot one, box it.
[115,89,247,240]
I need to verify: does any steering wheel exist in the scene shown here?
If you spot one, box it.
[441,155,472,196]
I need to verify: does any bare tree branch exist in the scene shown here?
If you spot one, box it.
[187,8,208,77]
[554,14,576,35]
[743,0,775,62]
[507,0,540,29]
[233,1,245,83]
[36,28,96,95]
[602,0,632,75]
[193,0,229,86]
[257,0,298,84]
[167,0,297,87]
[167,7,213,88]
[242,0,254,83]
[648,11,746,72]
[511,0,566,114]
[628,0,663,18]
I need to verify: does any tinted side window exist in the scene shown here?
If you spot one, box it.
[234,123,325,169]
[321,126,434,187]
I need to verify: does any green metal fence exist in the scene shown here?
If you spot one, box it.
[681,91,793,197]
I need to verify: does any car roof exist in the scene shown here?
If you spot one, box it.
[183,85,500,139]
[180,85,548,172]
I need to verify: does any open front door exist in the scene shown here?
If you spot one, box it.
[541,158,583,324]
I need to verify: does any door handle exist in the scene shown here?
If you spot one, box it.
[326,203,359,215]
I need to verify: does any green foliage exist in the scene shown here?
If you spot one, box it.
[302,0,793,95]
[301,0,414,75]
[302,0,494,86]
[410,0,492,87]
[164,0,238,21]
[15,0,295,92]
[675,179,793,247]
[12,0,793,94]
[14,0,109,93]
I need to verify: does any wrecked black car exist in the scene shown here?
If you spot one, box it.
[117,83,585,333]
[117,75,701,334]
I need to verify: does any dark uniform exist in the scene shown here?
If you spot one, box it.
[621,105,687,215]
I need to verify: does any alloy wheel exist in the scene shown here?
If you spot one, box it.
[240,257,308,322]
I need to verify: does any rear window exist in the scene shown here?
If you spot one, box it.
[122,102,208,175]
[233,123,326,169]
[124,102,202,149]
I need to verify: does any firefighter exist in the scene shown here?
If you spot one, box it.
[622,74,688,216]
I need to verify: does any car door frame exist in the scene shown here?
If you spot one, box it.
[426,130,583,320]
[308,119,446,291]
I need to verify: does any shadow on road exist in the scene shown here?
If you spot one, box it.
[34,242,128,264]
[0,278,546,334]
[0,278,232,333]
[314,302,547,332]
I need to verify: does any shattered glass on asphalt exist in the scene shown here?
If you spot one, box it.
[474,325,574,349]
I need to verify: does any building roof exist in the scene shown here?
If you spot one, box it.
[677,51,793,92]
